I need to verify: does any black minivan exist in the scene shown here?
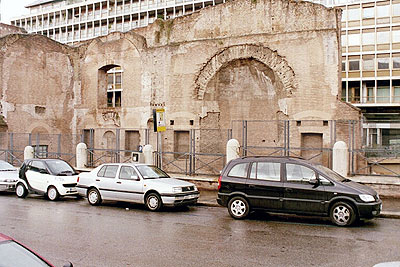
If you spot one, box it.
[217,156,382,226]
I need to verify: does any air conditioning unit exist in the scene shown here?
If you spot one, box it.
[131,152,144,163]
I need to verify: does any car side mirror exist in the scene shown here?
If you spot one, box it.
[131,176,140,181]
[308,179,319,186]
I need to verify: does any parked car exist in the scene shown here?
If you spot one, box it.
[16,159,79,201]
[76,163,199,211]
[0,160,19,192]
[217,156,382,226]
[0,233,72,267]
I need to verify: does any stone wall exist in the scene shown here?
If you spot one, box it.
[0,0,360,165]
[0,23,26,38]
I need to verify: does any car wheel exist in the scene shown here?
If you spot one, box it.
[330,201,357,226]
[87,188,102,206]
[16,183,28,198]
[228,196,250,219]
[47,186,60,201]
[145,193,162,211]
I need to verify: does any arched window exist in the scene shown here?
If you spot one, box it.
[106,66,123,107]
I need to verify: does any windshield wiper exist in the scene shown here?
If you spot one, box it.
[342,178,352,182]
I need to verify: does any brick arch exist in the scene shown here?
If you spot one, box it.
[194,44,297,100]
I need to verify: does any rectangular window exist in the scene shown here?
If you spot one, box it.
[348,81,360,103]
[377,86,390,103]
[393,57,400,69]
[394,87,400,102]
[349,60,360,71]
[33,145,48,158]
[363,81,375,103]
[393,30,400,43]
[363,7,374,19]
[363,57,374,70]
[348,33,360,46]
[377,31,390,44]
[382,129,400,147]
[342,61,346,71]
[362,32,375,45]
[106,67,123,107]
[377,5,390,17]
[348,8,360,20]
[378,57,390,69]
[394,3,400,16]
[250,162,281,181]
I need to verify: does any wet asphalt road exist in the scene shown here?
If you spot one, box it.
[0,192,400,267]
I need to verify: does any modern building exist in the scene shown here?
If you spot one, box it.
[10,0,225,45]
[307,0,400,149]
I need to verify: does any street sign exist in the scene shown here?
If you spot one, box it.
[153,108,166,132]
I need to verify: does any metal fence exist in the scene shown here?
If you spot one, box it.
[1,120,400,177]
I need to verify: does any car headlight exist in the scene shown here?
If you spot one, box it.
[173,187,182,193]
[193,185,198,191]
[359,194,375,202]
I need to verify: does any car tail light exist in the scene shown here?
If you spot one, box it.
[217,175,222,190]
[77,176,80,183]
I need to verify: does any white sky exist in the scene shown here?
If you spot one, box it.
[1,0,32,24]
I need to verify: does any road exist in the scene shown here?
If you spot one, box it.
[0,192,399,267]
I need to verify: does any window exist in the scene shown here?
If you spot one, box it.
[119,166,138,180]
[29,161,47,173]
[33,145,48,158]
[342,61,346,71]
[348,8,360,20]
[348,33,360,46]
[228,163,248,178]
[349,60,360,71]
[250,162,281,181]
[363,57,374,70]
[395,87,400,102]
[394,3,400,16]
[393,57,400,69]
[378,57,390,69]
[393,30,400,43]
[362,32,374,45]
[286,164,316,183]
[377,5,389,17]
[98,165,119,178]
[363,7,374,19]
[377,31,390,44]
[377,86,390,102]
[107,66,123,107]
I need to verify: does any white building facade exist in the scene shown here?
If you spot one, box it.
[10,0,224,44]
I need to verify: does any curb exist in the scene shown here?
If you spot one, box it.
[197,201,400,219]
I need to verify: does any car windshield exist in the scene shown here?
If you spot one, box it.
[0,161,16,171]
[136,165,170,179]
[315,165,349,182]
[46,160,76,175]
[0,240,51,267]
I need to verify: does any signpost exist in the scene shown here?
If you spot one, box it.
[153,108,166,168]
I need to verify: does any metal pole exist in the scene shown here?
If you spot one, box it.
[189,130,192,175]
[36,133,40,158]
[192,129,196,175]
[9,133,13,164]
[287,120,290,157]
[283,121,286,157]
[116,129,120,162]
[58,134,61,158]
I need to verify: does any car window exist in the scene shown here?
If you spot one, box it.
[0,161,15,171]
[0,240,51,267]
[136,165,169,179]
[97,166,106,177]
[286,164,316,183]
[320,175,333,186]
[250,162,280,181]
[227,163,248,178]
[99,165,119,178]
[119,166,138,180]
[29,161,47,173]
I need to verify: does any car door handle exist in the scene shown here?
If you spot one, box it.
[116,181,121,184]
[285,188,293,192]
[95,179,100,182]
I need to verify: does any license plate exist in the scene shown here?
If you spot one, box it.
[184,195,195,200]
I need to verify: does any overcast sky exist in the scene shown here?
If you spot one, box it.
[1,0,32,24]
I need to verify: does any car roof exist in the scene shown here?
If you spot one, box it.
[100,163,149,167]
[231,156,317,166]
[0,233,13,242]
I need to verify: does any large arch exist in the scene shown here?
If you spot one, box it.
[194,44,297,100]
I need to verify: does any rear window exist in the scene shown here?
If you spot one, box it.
[227,163,248,178]
[250,162,281,181]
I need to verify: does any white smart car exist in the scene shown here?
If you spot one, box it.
[76,163,199,211]
[16,159,79,201]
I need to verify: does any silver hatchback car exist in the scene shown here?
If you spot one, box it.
[0,160,19,192]
[76,163,199,211]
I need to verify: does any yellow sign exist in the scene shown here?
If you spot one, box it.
[155,108,166,132]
